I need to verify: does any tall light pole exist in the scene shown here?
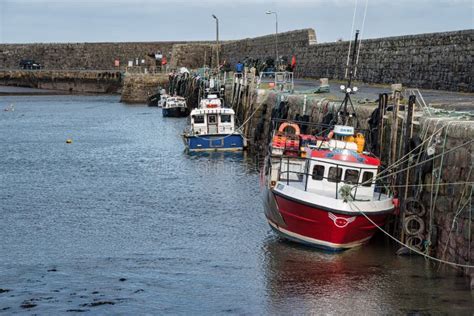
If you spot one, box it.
[212,14,219,71]
[265,10,278,68]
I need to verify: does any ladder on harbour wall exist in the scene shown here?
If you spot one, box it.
[405,88,432,116]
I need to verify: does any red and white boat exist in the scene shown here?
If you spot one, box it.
[262,122,395,251]
[262,31,395,251]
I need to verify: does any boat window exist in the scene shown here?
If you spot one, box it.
[344,169,359,184]
[221,114,231,123]
[362,171,374,187]
[312,165,325,181]
[328,167,342,183]
[208,115,217,124]
[193,115,204,124]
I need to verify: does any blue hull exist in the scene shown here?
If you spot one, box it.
[183,134,245,151]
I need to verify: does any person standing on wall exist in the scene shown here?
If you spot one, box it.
[235,61,244,76]
[291,55,296,72]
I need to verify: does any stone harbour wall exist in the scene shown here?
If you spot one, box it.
[0,41,211,70]
[1,28,471,92]
[221,29,316,65]
[120,73,169,103]
[0,70,122,93]
[170,43,217,69]
[416,118,473,277]
[221,29,473,92]
[295,30,473,92]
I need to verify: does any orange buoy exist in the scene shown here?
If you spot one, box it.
[278,122,300,135]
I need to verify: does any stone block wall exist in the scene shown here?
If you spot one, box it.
[1,28,472,91]
[170,43,217,69]
[221,29,316,65]
[220,29,473,92]
[0,41,209,70]
[0,70,122,93]
[120,73,169,103]
[295,30,473,92]
[416,118,473,276]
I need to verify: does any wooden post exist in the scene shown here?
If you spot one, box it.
[402,96,415,200]
[378,93,388,159]
[399,95,415,243]
[390,90,401,187]
[376,94,383,157]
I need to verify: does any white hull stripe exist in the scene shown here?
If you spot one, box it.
[186,147,243,152]
[268,220,372,249]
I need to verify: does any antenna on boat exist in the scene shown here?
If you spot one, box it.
[333,30,360,127]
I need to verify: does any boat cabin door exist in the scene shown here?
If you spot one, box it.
[207,114,218,134]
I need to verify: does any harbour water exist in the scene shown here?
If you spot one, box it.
[0,95,472,314]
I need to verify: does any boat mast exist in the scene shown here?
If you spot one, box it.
[337,30,360,126]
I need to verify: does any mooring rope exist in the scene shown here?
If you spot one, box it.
[349,201,474,268]
[439,168,473,266]
[374,122,471,183]
[375,139,474,184]
[427,121,459,250]
[375,181,474,188]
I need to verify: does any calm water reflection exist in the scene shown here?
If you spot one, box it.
[0,95,471,314]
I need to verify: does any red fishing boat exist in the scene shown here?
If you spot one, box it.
[262,31,394,251]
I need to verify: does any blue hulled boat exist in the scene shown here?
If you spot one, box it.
[182,95,246,151]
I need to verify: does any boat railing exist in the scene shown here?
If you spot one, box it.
[276,155,387,201]
[271,118,371,139]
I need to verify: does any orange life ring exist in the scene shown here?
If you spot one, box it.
[278,122,300,135]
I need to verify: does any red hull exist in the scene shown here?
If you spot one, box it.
[265,190,390,250]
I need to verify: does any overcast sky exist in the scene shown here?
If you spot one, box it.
[0,0,472,44]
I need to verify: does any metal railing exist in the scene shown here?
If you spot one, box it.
[271,118,371,140]
[276,155,386,201]
[124,66,167,75]
[257,71,294,92]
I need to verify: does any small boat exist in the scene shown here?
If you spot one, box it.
[262,30,394,251]
[162,96,190,117]
[148,88,166,107]
[157,93,169,108]
[262,122,394,251]
[182,94,246,151]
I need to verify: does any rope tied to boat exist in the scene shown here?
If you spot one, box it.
[349,201,474,269]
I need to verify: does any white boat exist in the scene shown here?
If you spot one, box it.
[182,94,246,151]
[162,96,190,117]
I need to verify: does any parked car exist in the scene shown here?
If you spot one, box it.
[19,59,43,70]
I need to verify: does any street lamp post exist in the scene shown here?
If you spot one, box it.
[212,14,219,70]
[265,10,278,69]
